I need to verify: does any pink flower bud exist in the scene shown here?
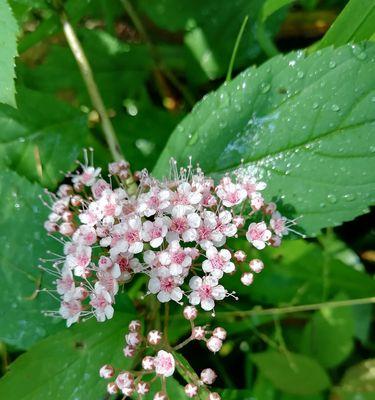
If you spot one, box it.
[241,272,254,286]
[234,250,246,262]
[147,330,162,345]
[270,235,281,247]
[125,331,141,347]
[263,202,277,215]
[115,371,134,391]
[99,364,114,379]
[62,211,74,222]
[233,215,245,228]
[154,392,168,400]
[213,327,227,341]
[73,181,84,192]
[107,382,118,395]
[59,222,75,236]
[192,326,206,340]
[200,368,217,385]
[249,259,264,273]
[75,286,88,300]
[123,345,136,358]
[128,320,141,332]
[121,386,134,396]
[142,356,154,371]
[185,383,198,398]
[136,381,150,395]
[183,306,198,321]
[206,336,223,353]
[209,392,221,400]
[57,184,73,197]
[71,195,82,207]
[44,221,58,233]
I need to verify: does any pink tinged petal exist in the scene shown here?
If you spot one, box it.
[189,292,201,305]
[129,242,143,254]
[212,285,226,300]
[189,276,202,290]
[157,291,171,303]
[201,298,215,311]
[148,278,161,293]
[150,237,163,248]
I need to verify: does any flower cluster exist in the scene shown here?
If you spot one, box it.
[41,153,295,326]
[99,307,226,399]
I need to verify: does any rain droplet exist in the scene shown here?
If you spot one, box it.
[297,71,304,79]
[260,82,271,94]
[343,193,356,202]
[328,61,336,69]
[327,194,337,204]
[351,44,367,60]
[331,104,340,112]
[312,102,319,109]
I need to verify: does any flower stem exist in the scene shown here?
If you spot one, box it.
[215,296,375,319]
[164,303,170,342]
[60,12,138,193]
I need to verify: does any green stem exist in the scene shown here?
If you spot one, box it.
[226,15,249,82]
[215,296,375,319]
[60,12,138,194]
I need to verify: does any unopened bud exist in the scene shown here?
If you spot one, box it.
[241,272,254,286]
[107,382,118,395]
[99,364,114,379]
[123,345,136,358]
[183,306,198,321]
[249,259,264,273]
[147,330,162,345]
[234,250,246,262]
[128,320,141,332]
[142,356,154,371]
[59,222,75,236]
[213,327,227,341]
[184,383,198,398]
[192,326,206,340]
[206,336,223,353]
[200,368,217,385]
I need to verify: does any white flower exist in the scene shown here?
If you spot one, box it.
[154,350,175,377]
[142,217,170,248]
[202,247,235,279]
[246,222,271,250]
[148,275,183,303]
[59,299,82,327]
[188,276,226,311]
[270,211,289,236]
[216,176,247,207]
[89,283,114,322]
[110,216,143,255]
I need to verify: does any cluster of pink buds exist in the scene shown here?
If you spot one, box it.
[100,307,226,399]
[41,151,297,326]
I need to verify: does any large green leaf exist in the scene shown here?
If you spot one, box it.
[0,87,94,188]
[300,294,354,368]
[154,43,375,236]
[0,313,135,399]
[0,0,18,107]
[252,351,331,395]
[315,0,375,50]
[0,170,63,349]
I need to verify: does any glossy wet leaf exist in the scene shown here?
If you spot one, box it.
[0,0,18,107]
[300,294,354,368]
[252,351,331,395]
[0,313,135,399]
[154,42,375,236]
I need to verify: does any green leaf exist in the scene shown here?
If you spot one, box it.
[261,0,295,22]
[0,169,64,349]
[333,359,375,400]
[154,42,375,236]
[300,294,354,368]
[315,0,375,50]
[0,313,135,399]
[253,373,277,400]
[138,0,285,80]
[252,351,331,395]
[0,0,18,107]
[0,87,94,188]
[226,239,375,306]
[218,389,253,399]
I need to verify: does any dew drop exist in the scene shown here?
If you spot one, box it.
[260,82,271,94]
[331,104,340,112]
[328,61,336,69]
[297,71,304,79]
[343,193,356,202]
[327,194,337,204]
[312,102,319,109]
[351,44,367,60]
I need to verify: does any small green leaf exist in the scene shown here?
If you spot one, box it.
[218,389,253,399]
[252,351,331,395]
[261,0,295,22]
[300,294,354,368]
[0,0,18,107]
[154,43,375,236]
[0,313,135,400]
[315,0,375,50]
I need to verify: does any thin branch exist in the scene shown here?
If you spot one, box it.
[60,12,138,193]
[215,296,375,319]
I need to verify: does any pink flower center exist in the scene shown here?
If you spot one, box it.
[150,226,163,239]
[125,229,140,243]
[117,256,130,272]
[198,226,211,240]
[160,277,175,292]
[171,252,185,264]
[171,217,188,234]
[211,255,225,269]
[199,284,212,299]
